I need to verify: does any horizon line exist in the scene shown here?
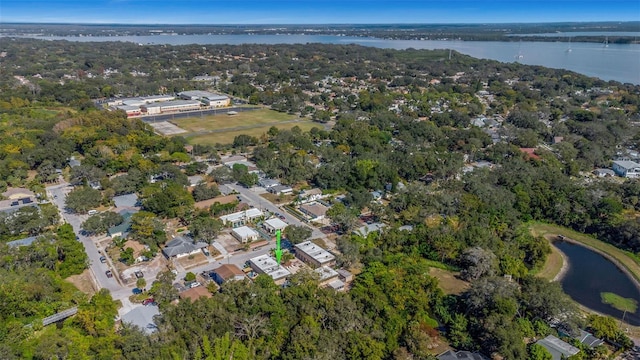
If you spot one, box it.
[2,20,640,26]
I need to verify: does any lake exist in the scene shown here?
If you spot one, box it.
[554,241,640,326]
[8,34,640,84]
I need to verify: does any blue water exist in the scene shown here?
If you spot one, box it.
[554,241,640,326]
[8,34,640,84]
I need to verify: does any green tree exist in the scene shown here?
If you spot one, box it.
[284,225,312,244]
[56,223,89,277]
[188,217,223,244]
[65,186,102,214]
[528,344,552,360]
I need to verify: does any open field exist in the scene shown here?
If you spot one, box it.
[187,121,319,145]
[172,108,298,132]
[428,268,469,295]
[66,269,98,297]
[529,222,640,285]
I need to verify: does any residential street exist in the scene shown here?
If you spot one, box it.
[47,183,122,293]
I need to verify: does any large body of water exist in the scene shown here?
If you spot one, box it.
[554,241,640,326]
[10,34,640,84]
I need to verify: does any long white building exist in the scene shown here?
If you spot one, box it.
[142,100,201,115]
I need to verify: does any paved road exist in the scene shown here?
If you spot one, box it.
[221,183,325,239]
[139,106,260,123]
[47,183,122,293]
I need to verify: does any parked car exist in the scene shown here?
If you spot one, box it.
[99,256,107,263]
[189,282,201,288]
[134,271,144,279]
[105,270,113,278]
[132,288,142,295]
[142,298,154,306]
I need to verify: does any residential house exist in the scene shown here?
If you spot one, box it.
[162,236,208,258]
[231,226,259,243]
[219,208,263,227]
[268,185,293,195]
[263,218,288,234]
[107,212,134,239]
[68,156,81,168]
[327,279,346,291]
[535,335,580,360]
[113,193,139,208]
[612,160,640,178]
[211,264,246,285]
[259,178,280,189]
[121,305,160,335]
[575,330,604,348]
[355,222,386,237]
[298,188,323,203]
[298,202,328,221]
[294,241,336,268]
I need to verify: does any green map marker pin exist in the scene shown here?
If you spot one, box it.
[275,229,283,265]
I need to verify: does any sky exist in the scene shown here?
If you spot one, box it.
[2,0,639,24]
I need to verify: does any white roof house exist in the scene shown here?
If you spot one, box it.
[219,208,264,227]
[314,266,339,284]
[535,335,580,360]
[231,226,259,243]
[249,254,291,284]
[264,218,288,234]
[294,241,336,268]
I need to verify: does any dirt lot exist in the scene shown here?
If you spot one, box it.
[216,231,244,252]
[176,252,209,270]
[428,268,470,295]
[66,269,98,296]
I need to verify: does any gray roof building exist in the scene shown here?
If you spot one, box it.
[7,236,39,248]
[436,350,488,360]
[113,193,139,208]
[162,236,208,258]
[121,305,160,334]
[535,335,580,360]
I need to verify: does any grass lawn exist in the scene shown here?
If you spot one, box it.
[188,121,319,145]
[534,239,564,281]
[529,222,640,284]
[172,108,298,132]
[601,292,638,313]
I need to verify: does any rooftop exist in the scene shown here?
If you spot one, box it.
[436,350,488,360]
[299,202,329,218]
[613,160,640,169]
[121,305,160,334]
[232,226,259,238]
[220,208,264,224]
[250,254,291,280]
[314,266,339,282]
[113,193,139,208]
[7,236,39,248]
[143,100,201,109]
[213,264,245,280]
[162,236,208,257]
[355,222,386,237]
[264,218,288,230]
[179,90,228,100]
[295,241,335,264]
[536,335,580,360]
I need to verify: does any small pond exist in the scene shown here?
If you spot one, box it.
[554,241,640,326]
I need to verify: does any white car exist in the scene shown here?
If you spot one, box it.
[189,282,201,288]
